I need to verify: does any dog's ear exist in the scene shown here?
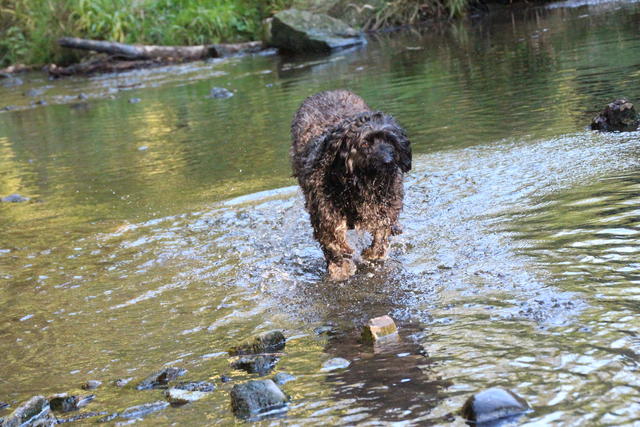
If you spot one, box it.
[395,132,411,173]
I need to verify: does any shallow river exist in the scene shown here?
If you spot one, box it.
[1,0,640,425]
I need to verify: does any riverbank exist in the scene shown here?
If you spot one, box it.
[1,0,541,69]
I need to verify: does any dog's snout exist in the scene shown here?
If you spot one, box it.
[377,142,394,164]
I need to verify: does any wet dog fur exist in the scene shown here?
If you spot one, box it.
[291,90,411,280]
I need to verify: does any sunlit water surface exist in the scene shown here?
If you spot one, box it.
[1,1,640,425]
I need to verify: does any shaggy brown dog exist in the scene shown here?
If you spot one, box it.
[291,90,411,280]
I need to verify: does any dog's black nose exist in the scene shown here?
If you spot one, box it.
[377,143,394,164]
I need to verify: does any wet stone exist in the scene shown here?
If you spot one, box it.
[1,194,29,203]
[136,367,187,390]
[591,98,639,132]
[2,395,51,427]
[229,330,286,356]
[174,381,216,392]
[164,388,209,404]
[232,355,279,376]
[49,394,78,413]
[268,8,365,53]
[82,380,102,390]
[273,372,296,385]
[77,93,88,100]
[321,357,350,372]
[119,401,170,419]
[230,379,289,420]
[461,387,531,425]
[0,402,8,410]
[208,87,234,99]
[114,377,133,387]
[220,375,232,383]
[362,315,398,343]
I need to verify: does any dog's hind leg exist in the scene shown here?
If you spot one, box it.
[362,227,391,261]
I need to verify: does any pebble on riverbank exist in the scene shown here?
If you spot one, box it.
[230,379,289,420]
[461,387,531,424]
[361,315,399,343]
[228,330,286,356]
[136,367,187,390]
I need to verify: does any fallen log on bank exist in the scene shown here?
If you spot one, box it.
[48,37,264,77]
[58,37,263,60]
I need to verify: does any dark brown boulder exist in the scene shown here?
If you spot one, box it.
[591,99,639,132]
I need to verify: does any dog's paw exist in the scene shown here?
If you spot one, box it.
[328,258,357,281]
[362,246,389,261]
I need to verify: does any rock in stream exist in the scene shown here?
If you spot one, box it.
[230,379,289,420]
[228,330,286,356]
[136,367,187,390]
[591,98,639,132]
[1,395,56,427]
[461,387,531,425]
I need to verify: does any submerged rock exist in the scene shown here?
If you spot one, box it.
[2,395,54,427]
[49,394,94,413]
[461,387,531,425]
[82,380,102,390]
[321,357,350,372]
[229,330,286,356]
[208,87,234,99]
[268,9,365,53]
[1,77,23,88]
[591,99,639,132]
[164,388,209,404]
[128,97,141,104]
[1,194,29,203]
[361,315,399,343]
[56,411,108,424]
[136,367,187,390]
[119,401,170,419]
[232,355,279,376]
[230,380,289,419]
[273,372,296,385]
[174,381,216,392]
[23,88,45,97]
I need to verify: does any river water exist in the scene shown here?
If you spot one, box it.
[1,1,640,425]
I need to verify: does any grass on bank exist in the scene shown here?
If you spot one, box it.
[1,0,473,68]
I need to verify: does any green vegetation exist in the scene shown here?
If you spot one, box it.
[0,0,292,67]
[1,0,475,68]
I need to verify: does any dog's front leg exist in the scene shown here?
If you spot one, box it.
[316,219,356,281]
[362,227,391,261]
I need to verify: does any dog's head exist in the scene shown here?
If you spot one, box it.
[337,112,411,175]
